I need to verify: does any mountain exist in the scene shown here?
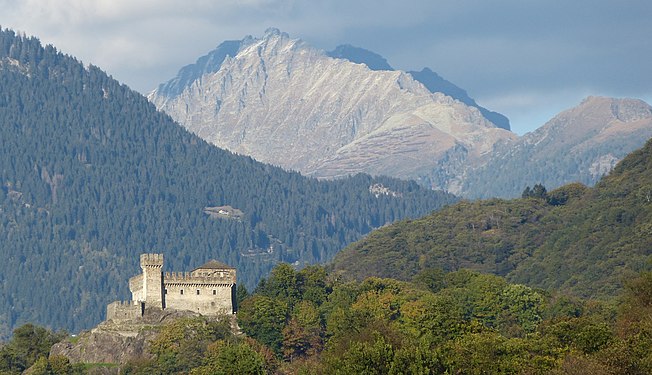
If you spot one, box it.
[407,68,511,131]
[0,29,455,339]
[326,44,393,71]
[149,28,515,186]
[150,29,652,199]
[155,39,243,98]
[325,45,511,131]
[330,136,652,298]
[460,96,652,198]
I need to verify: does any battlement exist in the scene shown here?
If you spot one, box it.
[109,300,141,307]
[164,271,236,285]
[140,253,163,267]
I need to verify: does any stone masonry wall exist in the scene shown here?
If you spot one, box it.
[141,253,164,309]
[129,274,144,302]
[164,280,234,315]
[106,301,143,321]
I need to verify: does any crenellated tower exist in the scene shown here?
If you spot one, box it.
[140,253,164,309]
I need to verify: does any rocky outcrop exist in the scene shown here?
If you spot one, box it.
[149,28,514,187]
[50,308,201,364]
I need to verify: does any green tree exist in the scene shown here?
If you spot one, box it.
[191,340,266,375]
[499,283,544,335]
[323,334,394,375]
[282,301,323,360]
[147,317,232,373]
[237,295,288,353]
[235,284,249,312]
[0,324,66,374]
[412,267,446,293]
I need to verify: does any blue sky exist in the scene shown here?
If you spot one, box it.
[1,0,650,134]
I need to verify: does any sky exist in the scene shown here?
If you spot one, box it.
[1,0,650,135]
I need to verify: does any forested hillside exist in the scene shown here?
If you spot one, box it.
[332,137,652,299]
[0,29,455,339]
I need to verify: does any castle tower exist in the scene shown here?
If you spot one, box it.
[140,253,164,309]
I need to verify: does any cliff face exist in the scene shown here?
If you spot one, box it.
[149,28,514,187]
[50,308,213,364]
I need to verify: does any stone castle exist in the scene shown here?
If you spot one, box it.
[107,253,236,321]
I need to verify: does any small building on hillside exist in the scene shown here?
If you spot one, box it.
[107,253,236,321]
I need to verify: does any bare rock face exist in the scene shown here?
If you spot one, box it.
[50,308,200,364]
[149,28,514,188]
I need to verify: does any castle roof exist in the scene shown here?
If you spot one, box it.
[193,259,235,271]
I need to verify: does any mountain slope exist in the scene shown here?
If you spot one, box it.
[331,136,652,298]
[326,44,393,71]
[324,45,511,130]
[460,96,652,198]
[407,68,510,131]
[0,29,455,339]
[154,39,243,98]
[149,28,514,184]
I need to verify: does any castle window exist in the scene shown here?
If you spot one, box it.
[213,290,216,295]
[180,289,184,295]
[164,289,167,294]
[197,289,200,295]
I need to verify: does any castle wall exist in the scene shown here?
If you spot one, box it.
[106,301,144,321]
[129,274,144,302]
[189,268,237,282]
[164,283,234,315]
[165,270,236,285]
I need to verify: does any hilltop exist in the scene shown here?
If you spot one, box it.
[331,137,652,298]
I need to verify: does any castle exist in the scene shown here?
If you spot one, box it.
[107,253,236,321]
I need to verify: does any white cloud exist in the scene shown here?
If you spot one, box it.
[0,0,650,133]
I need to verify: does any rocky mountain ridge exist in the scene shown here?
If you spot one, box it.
[458,96,652,198]
[323,44,510,130]
[151,29,652,198]
[149,28,515,189]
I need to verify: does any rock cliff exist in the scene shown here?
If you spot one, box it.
[50,308,192,364]
[49,308,233,365]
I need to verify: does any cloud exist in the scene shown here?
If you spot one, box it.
[0,0,650,132]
